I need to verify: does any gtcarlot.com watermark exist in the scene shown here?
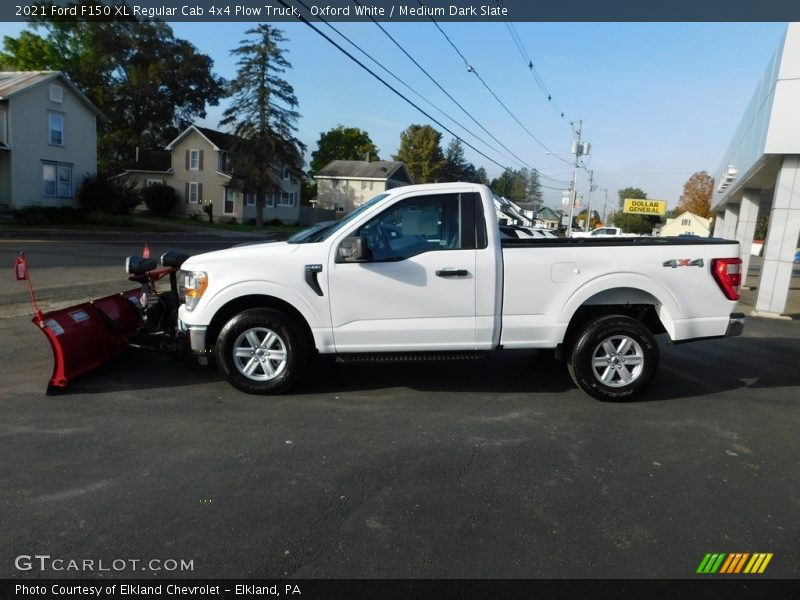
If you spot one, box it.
[14,554,194,573]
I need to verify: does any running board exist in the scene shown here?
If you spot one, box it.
[336,351,489,364]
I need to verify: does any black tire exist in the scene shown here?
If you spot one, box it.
[567,315,659,401]
[214,308,308,394]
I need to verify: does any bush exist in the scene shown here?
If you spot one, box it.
[15,206,82,226]
[77,174,141,215]
[267,218,282,226]
[141,184,177,217]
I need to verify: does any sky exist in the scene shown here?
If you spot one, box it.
[0,20,789,211]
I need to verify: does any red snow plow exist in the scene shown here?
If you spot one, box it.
[16,249,190,394]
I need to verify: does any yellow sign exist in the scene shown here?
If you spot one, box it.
[623,198,666,216]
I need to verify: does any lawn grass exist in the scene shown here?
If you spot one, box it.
[139,216,304,233]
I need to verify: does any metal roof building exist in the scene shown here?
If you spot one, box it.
[711,23,800,318]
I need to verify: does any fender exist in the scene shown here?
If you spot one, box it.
[558,272,681,340]
[201,279,325,331]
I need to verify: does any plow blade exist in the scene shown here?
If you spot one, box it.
[36,289,142,394]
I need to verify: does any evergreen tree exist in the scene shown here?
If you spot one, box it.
[394,124,446,183]
[441,138,477,182]
[220,25,304,227]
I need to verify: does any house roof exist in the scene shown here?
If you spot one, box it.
[316,160,412,182]
[127,150,172,172]
[0,71,107,121]
[536,206,561,221]
[165,124,238,151]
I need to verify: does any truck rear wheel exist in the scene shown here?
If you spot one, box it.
[567,315,659,401]
[215,308,308,394]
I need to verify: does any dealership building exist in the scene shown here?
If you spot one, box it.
[711,22,800,317]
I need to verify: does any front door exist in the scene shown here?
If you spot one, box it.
[328,192,478,352]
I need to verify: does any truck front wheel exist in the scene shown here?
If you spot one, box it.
[567,315,659,401]
[215,308,308,394]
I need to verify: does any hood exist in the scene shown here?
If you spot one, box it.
[182,241,297,270]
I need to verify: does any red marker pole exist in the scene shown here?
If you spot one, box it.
[142,242,150,259]
[14,252,43,323]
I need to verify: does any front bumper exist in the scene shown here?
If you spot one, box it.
[726,312,746,337]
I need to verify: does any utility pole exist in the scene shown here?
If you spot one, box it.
[585,169,595,232]
[566,121,590,238]
[601,188,609,223]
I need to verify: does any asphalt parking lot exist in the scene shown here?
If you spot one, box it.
[1,236,799,579]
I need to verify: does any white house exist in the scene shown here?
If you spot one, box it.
[315,160,413,213]
[122,125,302,224]
[0,71,105,210]
[660,211,712,237]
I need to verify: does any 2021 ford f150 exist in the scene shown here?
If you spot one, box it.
[176,182,744,400]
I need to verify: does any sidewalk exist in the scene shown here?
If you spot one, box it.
[738,255,800,319]
[0,216,296,241]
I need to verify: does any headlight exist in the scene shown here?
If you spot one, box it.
[181,270,208,311]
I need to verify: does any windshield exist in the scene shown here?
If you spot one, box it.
[286,220,336,244]
[316,193,390,242]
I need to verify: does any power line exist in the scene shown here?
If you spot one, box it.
[353,0,568,184]
[499,13,572,126]
[420,7,572,165]
[304,10,528,171]
[278,0,515,173]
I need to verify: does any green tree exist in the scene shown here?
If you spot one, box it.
[310,125,380,175]
[490,169,515,198]
[613,186,659,234]
[528,170,543,207]
[441,138,477,182]
[475,167,489,185]
[0,8,225,174]
[393,124,446,183]
[220,25,304,227]
[491,168,539,204]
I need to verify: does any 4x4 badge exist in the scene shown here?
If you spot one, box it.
[663,258,704,268]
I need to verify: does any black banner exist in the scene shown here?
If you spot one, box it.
[3,0,800,22]
[3,579,800,600]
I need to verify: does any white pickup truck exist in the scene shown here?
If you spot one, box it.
[571,226,639,238]
[177,183,744,401]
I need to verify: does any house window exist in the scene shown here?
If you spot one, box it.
[188,182,199,204]
[49,84,63,103]
[681,218,691,226]
[245,192,256,207]
[189,149,200,170]
[361,180,373,191]
[334,202,345,213]
[279,192,295,207]
[43,163,72,198]
[48,113,64,145]
[224,188,235,215]
[333,179,348,189]
[43,164,57,197]
[266,193,275,208]
[146,179,165,186]
[58,165,72,198]
[282,164,291,180]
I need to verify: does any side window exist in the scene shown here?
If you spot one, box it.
[355,194,461,261]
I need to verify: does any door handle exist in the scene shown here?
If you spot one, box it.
[435,269,469,277]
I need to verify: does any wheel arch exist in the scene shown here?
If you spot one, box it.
[206,294,315,354]
[556,286,674,360]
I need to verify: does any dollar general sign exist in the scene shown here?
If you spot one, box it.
[623,198,667,216]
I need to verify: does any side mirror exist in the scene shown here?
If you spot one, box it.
[337,236,373,262]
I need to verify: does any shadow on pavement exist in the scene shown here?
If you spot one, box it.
[46,332,800,403]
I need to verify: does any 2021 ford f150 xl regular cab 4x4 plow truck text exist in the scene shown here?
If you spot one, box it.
[27,183,745,401]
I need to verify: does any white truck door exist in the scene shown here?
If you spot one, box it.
[328,192,478,352]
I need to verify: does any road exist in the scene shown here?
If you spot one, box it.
[1,234,798,579]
